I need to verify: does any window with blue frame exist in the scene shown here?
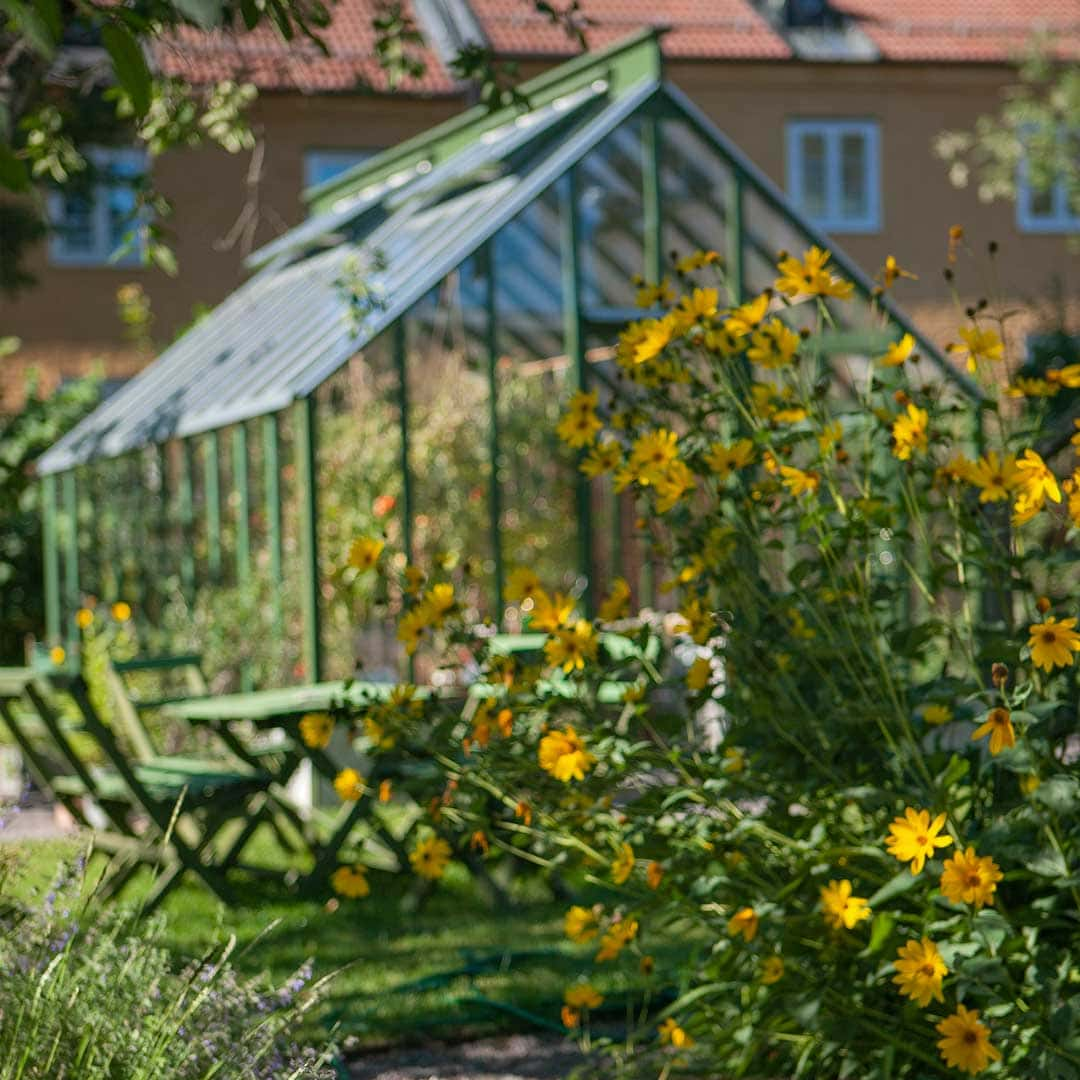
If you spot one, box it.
[303,149,380,190]
[48,147,147,267]
[786,119,880,234]
[1016,129,1079,234]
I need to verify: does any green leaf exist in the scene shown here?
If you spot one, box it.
[1025,848,1068,878]
[31,0,59,39]
[149,243,178,276]
[170,0,224,28]
[102,24,152,116]
[0,0,56,57]
[864,912,895,954]
[867,868,921,907]
[0,142,29,191]
[1033,775,1080,816]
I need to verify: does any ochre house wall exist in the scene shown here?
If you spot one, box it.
[3,59,1078,410]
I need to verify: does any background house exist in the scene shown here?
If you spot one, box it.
[3,0,1078,409]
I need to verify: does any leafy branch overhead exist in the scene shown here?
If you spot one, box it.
[0,0,588,291]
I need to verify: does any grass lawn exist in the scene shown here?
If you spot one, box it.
[4,832,680,1052]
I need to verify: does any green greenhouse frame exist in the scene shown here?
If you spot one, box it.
[36,29,981,686]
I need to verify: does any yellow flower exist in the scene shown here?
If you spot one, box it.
[922,703,953,726]
[747,317,801,369]
[726,293,770,334]
[299,712,333,749]
[397,607,428,656]
[347,535,384,572]
[939,847,1003,909]
[774,246,853,300]
[675,249,719,274]
[936,453,976,486]
[556,399,602,448]
[892,937,947,1007]
[891,403,928,461]
[530,590,575,632]
[820,879,872,930]
[597,577,631,622]
[675,286,719,322]
[635,278,674,308]
[111,601,132,621]
[628,429,680,485]
[544,620,598,674]
[885,807,953,874]
[779,465,820,497]
[409,835,452,880]
[564,905,599,943]
[330,864,370,899]
[658,1017,694,1048]
[538,726,595,782]
[564,983,603,1010]
[652,458,696,513]
[48,645,66,666]
[675,597,712,645]
[378,779,393,802]
[611,842,635,885]
[581,439,622,478]
[686,656,711,691]
[879,254,917,289]
[727,906,759,942]
[1019,772,1040,795]
[74,607,93,629]
[623,682,646,705]
[968,452,1020,503]
[761,955,784,985]
[364,714,397,751]
[703,438,755,481]
[877,333,915,367]
[1007,375,1057,397]
[595,918,638,962]
[936,1005,1001,1075]
[723,746,745,773]
[646,861,663,889]
[333,767,365,801]
[1013,449,1061,525]
[704,323,747,357]
[421,582,455,628]
[971,707,1016,755]
[505,567,542,603]
[1028,615,1080,671]
[950,325,1004,373]
[403,564,425,595]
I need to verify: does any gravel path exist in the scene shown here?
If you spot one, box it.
[347,1034,590,1080]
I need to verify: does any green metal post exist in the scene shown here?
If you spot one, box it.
[60,470,79,648]
[179,440,196,601]
[560,167,594,615]
[204,432,222,583]
[262,414,284,642]
[642,113,664,286]
[393,319,415,564]
[294,396,323,683]
[42,475,60,645]
[154,442,169,619]
[483,244,505,627]
[231,424,251,588]
[725,169,745,304]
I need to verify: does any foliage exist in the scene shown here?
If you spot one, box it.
[0,370,99,663]
[936,49,1079,220]
[0,835,334,1079]
[315,244,1080,1077]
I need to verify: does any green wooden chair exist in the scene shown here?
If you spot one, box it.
[6,669,281,910]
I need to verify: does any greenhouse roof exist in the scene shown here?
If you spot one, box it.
[37,29,972,476]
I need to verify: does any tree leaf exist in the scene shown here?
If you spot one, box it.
[0,0,56,56]
[169,0,225,29]
[0,142,30,192]
[102,24,152,116]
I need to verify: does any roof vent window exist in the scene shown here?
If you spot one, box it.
[783,0,840,29]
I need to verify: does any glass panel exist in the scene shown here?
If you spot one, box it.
[1028,181,1055,220]
[492,191,579,622]
[577,119,643,311]
[106,182,138,253]
[58,191,95,253]
[839,131,868,222]
[799,131,828,221]
[305,150,379,189]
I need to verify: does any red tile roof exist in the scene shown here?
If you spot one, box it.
[833,0,1080,62]
[153,1,457,95]
[471,0,790,60]
[152,0,1080,94]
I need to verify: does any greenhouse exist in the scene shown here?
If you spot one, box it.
[35,28,973,689]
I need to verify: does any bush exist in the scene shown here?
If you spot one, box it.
[318,242,1080,1077]
[0,840,335,1079]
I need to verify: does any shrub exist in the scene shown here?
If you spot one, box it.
[0,841,335,1079]
[320,241,1080,1077]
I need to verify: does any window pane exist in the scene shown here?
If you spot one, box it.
[1028,182,1055,220]
[305,150,377,189]
[106,183,138,253]
[58,192,95,252]
[799,133,827,220]
[840,132,868,221]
